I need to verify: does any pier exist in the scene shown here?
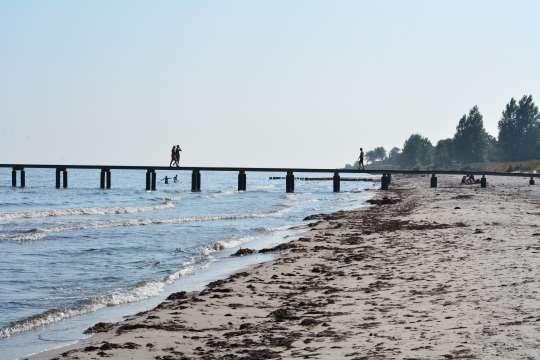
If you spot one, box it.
[1,164,537,192]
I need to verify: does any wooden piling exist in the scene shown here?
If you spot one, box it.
[333,172,340,192]
[106,170,111,189]
[481,175,487,188]
[20,169,25,188]
[55,169,61,189]
[238,170,246,191]
[151,171,156,191]
[191,170,201,192]
[286,171,294,193]
[100,170,106,189]
[11,168,16,187]
[145,170,151,191]
[62,169,68,188]
[430,174,437,188]
[381,174,389,190]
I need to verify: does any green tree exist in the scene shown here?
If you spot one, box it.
[366,146,387,162]
[387,147,401,164]
[485,134,499,161]
[498,95,540,160]
[453,106,489,163]
[400,134,434,169]
[434,138,453,168]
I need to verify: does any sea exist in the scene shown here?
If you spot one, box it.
[0,168,376,359]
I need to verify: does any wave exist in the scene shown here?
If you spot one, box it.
[0,205,291,242]
[0,221,295,338]
[202,225,294,254]
[0,201,174,222]
[0,260,200,339]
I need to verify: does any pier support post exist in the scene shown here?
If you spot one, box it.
[62,169,68,189]
[151,171,157,191]
[430,174,437,188]
[191,170,201,192]
[480,175,487,188]
[11,168,16,188]
[106,170,111,189]
[20,169,25,188]
[145,170,151,191]
[100,170,106,189]
[333,172,340,192]
[55,169,61,189]
[387,173,392,184]
[530,177,535,185]
[381,174,389,190]
[238,170,246,191]
[286,171,294,193]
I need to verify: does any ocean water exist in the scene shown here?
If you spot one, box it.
[0,168,376,359]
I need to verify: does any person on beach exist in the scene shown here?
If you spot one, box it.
[169,145,177,167]
[173,175,178,183]
[358,148,365,170]
[161,176,170,184]
[174,145,182,167]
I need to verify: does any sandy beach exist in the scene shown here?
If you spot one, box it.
[30,175,540,360]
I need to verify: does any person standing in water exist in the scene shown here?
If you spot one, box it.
[358,148,365,170]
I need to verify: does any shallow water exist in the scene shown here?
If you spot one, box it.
[0,168,375,359]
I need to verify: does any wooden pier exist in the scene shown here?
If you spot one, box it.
[1,164,537,192]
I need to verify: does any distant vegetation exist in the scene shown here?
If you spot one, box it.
[346,95,540,171]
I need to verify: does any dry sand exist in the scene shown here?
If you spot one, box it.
[31,175,540,360]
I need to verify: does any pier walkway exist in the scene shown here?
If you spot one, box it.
[1,164,537,192]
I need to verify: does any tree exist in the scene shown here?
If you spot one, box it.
[434,138,453,168]
[387,147,401,164]
[366,146,387,163]
[400,134,433,169]
[453,106,489,164]
[498,95,540,160]
[485,134,499,162]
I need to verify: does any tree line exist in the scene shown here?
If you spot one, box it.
[353,95,540,169]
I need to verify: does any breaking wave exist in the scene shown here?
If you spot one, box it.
[0,205,291,242]
[0,260,200,339]
[0,223,290,338]
[0,200,174,222]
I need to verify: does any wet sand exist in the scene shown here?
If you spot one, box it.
[31,175,540,359]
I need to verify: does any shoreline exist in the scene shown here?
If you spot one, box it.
[31,175,540,359]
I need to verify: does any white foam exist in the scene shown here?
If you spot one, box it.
[0,201,174,222]
[202,225,292,254]
[0,206,291,242]
[0,261,198,339]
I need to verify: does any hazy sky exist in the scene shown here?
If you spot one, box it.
[1,1,539,167]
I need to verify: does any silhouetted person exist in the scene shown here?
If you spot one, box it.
[174,145,182,167]
[169,146,176,167]
[161,176,170,184]
[173,175,178,183]
[358,148,365,170]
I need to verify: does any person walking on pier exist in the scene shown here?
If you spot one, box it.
[174,145,182,167]
[169,146,177,167]
[358,148,365,170]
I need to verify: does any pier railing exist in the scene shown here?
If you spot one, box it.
[1,164,537,192]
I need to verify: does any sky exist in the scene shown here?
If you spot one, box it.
[1,0,539,167]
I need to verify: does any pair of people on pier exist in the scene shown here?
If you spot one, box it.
[169,145,182,167]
